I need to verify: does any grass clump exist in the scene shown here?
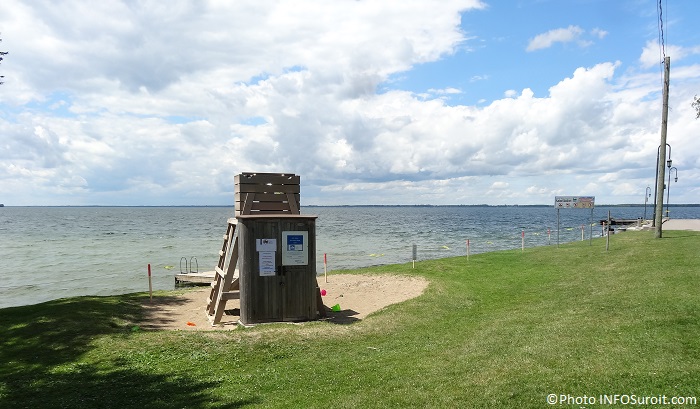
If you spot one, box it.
[1,231,699,408]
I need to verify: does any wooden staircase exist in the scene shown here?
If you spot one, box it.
[206,218,240,325]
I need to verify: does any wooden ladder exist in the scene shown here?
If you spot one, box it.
[207,218,240,325]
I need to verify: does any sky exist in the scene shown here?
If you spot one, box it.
[1,0,700,206]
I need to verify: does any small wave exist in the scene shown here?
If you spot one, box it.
[0,284,39,291]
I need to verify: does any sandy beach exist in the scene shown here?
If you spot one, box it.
[139,274,429,331]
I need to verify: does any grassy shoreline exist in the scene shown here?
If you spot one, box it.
[2,230,699,408]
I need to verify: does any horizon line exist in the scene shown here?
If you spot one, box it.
[2,203,700,208]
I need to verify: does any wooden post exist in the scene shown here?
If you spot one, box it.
[324,253,328,283]
[606,211,611,251]
[556,209,560,248]
[589,208,593,246]
[147,264,152,301]
[655,56,670,238]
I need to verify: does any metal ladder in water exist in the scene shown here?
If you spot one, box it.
[179,256,198,275]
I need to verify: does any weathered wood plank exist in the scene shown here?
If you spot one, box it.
[235,192,299,203]
[240,192,254,215]
[174,271,215,285]
[247,202,296,212]
[221,291,240,300]
[235,173,300,185]
[215,266,225,278]
[229,276,240,291]
[236,184,300,194]
[236,197,301,216]
[286,193,300,214]
[235,203,298,212]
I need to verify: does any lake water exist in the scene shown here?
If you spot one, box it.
[1,205,698,308]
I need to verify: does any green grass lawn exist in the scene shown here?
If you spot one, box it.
[1,231,699,408]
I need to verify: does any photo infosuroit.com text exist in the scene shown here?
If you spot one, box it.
[547,393,697,406]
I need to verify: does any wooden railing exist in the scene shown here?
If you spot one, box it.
[234,172,300,216]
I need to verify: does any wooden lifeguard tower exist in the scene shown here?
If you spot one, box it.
[206,173,324,325]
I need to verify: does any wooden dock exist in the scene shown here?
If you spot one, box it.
[175,271,215,285]
[600,218,641,226]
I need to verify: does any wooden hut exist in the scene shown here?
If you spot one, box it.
[207,173,322,325]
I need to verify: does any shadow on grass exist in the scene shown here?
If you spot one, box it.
[1,364,259,409]
[0,295,257,408]
[324,308,361,324]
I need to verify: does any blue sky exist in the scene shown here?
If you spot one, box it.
[391,1,673,104]
[1,0,699,206]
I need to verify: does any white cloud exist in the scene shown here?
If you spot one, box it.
[639,39,700,68]
[526,25,584,52]
[504,89,518,98]
[5,54,694,205]
[591,28,608,39]
[526,26,610,52]
[428,87,463,95]
[1,1,699,206]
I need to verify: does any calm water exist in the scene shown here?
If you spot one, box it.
[1,205,698,308]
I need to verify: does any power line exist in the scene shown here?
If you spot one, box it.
[657,0,666,59]
[656,0,667,88]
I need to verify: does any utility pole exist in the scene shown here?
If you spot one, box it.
[654,56,670,238]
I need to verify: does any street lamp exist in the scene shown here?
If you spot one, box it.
[665,166,678,218]
[644,186,651,221]
[652,143,671,226]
